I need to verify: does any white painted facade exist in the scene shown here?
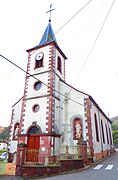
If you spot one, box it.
[8,98,22,153]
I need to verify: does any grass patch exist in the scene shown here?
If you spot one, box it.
[0,161,6,175]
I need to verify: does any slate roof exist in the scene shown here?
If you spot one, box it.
[39,22,57,46]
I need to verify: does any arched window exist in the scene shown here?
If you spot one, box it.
[94,113,99,142]
[109,127,112,145]
[105,124,109,144]
[57,56,62,73]
[101,120,105,144]
[28,126,41,135]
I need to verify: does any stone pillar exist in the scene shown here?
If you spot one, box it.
[16,143,27,166]
[16,143,27,176]
[77,140,88,164]
[82,141,88,164]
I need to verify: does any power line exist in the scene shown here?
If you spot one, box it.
[29,0,93,56]
[68,0,116,95]
[1,1,115,108]
[0,1,94,107]
[77,0,116,77]
[55,0,93,35]
[0,58,27,83]
[0,54,84,107]
[0,0,93,112]
[56,0,116,109]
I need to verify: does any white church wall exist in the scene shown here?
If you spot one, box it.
[26,73,48,98]
[59,81,88,146]
[9,141,18,153]
[12,99,22,125]
[90,105,101,153]
[22,97,47,134]
[54,75,61,100]
[8,98,22,153]
[53,98,60,134]
[90,103,112,154]
[99,112,112,149]
[55,49,65,80]
[54,137,60,155]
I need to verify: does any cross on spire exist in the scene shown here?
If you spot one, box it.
[46,4,55,22]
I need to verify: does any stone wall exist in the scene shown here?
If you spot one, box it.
[16,159,84,177]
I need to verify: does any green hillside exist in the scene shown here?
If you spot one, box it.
[111,121,118,146]
[0,126,10,141]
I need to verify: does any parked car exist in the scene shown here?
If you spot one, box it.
[0,152,7,160]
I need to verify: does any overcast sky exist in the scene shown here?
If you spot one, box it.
[0,0,118,127]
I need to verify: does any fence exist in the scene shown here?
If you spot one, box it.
[24,145,92,164]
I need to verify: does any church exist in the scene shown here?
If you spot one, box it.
[8,7,114,177]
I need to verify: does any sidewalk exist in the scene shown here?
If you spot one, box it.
[0,176,24,180]
[0,162,24,179]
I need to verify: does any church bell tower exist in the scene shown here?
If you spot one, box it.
[18,5,67,163]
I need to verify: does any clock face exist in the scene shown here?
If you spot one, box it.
[35,52,44,61]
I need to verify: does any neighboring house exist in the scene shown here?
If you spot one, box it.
[0,142,7,150]
[8,16,114,177]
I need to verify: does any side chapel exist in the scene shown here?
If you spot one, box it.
[8,7,114,176]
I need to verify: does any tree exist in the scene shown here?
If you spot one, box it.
[0,126,10,141]
[111,121,118,146]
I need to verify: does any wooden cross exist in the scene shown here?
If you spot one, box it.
[46,4,55,22]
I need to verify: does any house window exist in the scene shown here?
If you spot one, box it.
[101,120,105,144]
[105,124,109,144]
[94,113,99,142]
[57,56,62,73]
[34,81,42,90]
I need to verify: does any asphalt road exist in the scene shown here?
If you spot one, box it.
[0,149,118,180]
[38,149,118,180]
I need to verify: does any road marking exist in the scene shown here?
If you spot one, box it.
[105,165,114,170]
[94,165,103,170]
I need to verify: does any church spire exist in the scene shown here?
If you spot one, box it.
[39,4,57,46]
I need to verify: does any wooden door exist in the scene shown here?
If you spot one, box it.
[26,135,40,162]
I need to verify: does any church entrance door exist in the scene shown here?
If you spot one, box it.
[26,126,41,162]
